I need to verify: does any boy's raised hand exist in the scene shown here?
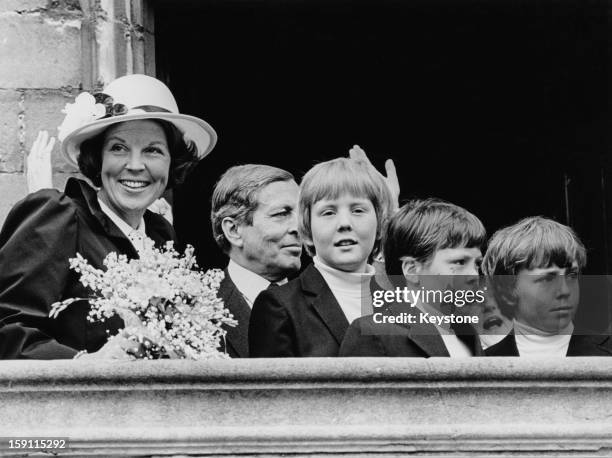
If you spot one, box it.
[349,144,399,211]
[26,130,55,192]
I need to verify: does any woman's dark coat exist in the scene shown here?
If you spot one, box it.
[0,178,175,359]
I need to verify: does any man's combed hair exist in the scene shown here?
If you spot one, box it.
[211,164,295,253]
[482,216,587,318]
[298,157,393,257]
[78,119,199,188]
[383,198,487,284]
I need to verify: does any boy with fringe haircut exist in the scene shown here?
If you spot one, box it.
[483,216,612,357]
[249,157,392,357]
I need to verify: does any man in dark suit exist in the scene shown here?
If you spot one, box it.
[211,164,301,357]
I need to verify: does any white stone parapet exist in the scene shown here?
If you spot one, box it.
[0,357,611,456]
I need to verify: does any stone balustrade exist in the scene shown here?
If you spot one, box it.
[0,357,611,456]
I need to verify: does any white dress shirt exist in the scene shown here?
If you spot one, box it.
[226,259,287,308]
[415,300,473,358]
[97,197,146,253]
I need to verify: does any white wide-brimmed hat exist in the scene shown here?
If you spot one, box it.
[59,74,217,168]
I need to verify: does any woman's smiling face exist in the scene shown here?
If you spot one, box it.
[97,120,171,227]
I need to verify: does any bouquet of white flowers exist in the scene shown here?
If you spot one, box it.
[50,238,236,359]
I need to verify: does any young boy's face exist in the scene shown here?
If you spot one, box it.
[420,247,483,277]
[512,263,580,333]
[310,193,377,273]
[416,247,482,311]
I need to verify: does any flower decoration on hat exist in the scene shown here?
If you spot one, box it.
[93,92,128,117]
[57,93,105,142]
[57,92,129,142]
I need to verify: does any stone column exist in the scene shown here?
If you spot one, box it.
[80,0,155,91]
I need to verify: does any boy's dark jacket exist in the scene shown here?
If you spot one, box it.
[485,330,612,356]
[250,263,378,357]
[339,305,483,357]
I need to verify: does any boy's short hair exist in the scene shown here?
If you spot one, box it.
[298,157,393,257]
[481,216,587,318]
[383,198,487,285]
[211,164,295,253]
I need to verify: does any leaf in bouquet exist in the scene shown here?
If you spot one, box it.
[114,307,149,332]
[49,297,89,319]
[150,296,165,311]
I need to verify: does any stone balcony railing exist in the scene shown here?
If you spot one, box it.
[1,358,611,457]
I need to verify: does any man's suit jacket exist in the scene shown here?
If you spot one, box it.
[339,311,483,357]
[485,330,612,356]
[249,264,352,357]
[218,270,251,358]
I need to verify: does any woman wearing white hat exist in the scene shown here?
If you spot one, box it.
[0,74,216,359]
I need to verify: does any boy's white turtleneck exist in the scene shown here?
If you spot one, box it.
[313,256,375,324]
[514,319,573,357]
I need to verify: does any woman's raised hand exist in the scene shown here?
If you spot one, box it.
[349,144,400,211]
[26,130,55,192]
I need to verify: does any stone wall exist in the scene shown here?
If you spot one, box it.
[1,357,611,456]
[0,0,82,222]
[0,0,154,225]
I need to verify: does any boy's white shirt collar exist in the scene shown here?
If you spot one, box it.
[313,256,375,285]
[227,259,287,308]
[313,256,375,324]
[97,197,146,252]
[413,298,473,358]
[513,319,573,357]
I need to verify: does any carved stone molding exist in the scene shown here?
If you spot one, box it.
[78,0,155,91]
[0,358,611,456]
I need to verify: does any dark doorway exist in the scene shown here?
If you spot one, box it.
[154,0,610,281]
